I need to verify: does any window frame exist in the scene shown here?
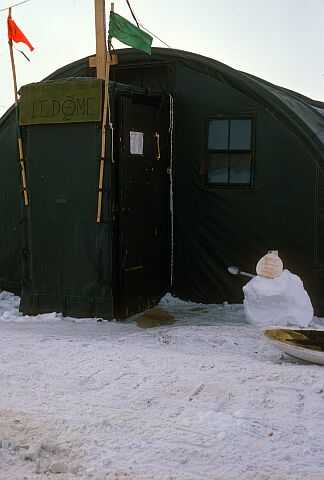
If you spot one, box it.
[202,114,256,189]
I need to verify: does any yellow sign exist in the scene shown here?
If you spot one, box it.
[19,79,102,125]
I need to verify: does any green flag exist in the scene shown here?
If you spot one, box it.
[109,12,152,55]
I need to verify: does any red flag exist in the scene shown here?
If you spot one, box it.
[7,15,34,52]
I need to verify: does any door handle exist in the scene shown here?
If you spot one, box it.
[155,132,160,160]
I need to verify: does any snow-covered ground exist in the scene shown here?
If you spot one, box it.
[1,290,324,480]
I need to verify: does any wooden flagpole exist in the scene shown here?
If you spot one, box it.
[96,2,114,223]
[94,0,107,80]
[8,7,29,206]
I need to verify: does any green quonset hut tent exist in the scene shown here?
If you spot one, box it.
[1,48,324,317]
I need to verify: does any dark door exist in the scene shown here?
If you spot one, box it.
[21,122,114,318]
[117,95,170,317]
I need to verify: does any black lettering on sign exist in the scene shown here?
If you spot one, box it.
[87,97,95,116]
[32,100,40,119]
[62,99,76,117]
[52,100,60,117]
[40,99,50,118]
[76,98,86,116]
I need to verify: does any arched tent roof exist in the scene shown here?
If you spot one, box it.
[2,47,324,161]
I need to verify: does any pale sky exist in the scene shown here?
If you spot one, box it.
[1,0,323,117]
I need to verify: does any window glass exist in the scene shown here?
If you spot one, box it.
[205,116,254,186]
[207,153,229,183]
[229,119,251,150]
[229,153,252,183]
[208,120,229,150]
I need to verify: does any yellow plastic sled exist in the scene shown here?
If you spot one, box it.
[264,328,324,365]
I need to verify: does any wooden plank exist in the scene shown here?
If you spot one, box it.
[111,53,118,65]
[94,0,107,79]
[89,56,96,68]
[96,3,114,223]
[89,53,118,68]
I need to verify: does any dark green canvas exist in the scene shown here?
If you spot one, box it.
[1,48,324,316]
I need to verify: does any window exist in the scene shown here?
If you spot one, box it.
[205,117,255,186]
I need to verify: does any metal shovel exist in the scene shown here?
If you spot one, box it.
[228,266,255,278]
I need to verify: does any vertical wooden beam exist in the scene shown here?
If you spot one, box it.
[8,7,29,206]
[94,0,107,79]
[96,3,114,223]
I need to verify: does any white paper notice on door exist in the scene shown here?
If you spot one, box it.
[130,131,144,155]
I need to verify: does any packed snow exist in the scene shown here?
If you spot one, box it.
[243,269,314,327]
[1,290,324,480]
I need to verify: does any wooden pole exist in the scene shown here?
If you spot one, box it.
[8,7,29,206]
[96,2,114,223]
[94,0,107,80]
